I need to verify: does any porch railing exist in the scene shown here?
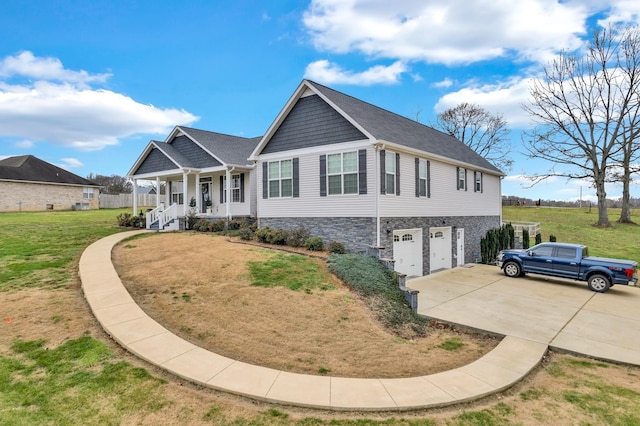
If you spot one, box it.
[146,203,164,230]
[159,203,178,230]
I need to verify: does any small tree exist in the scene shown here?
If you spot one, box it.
[522,229,530,250]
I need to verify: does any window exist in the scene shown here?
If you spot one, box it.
[268,160,293,198]
[385,151,396,194]
[474,171,483,192]
[556,247,577,259]
[171,181,184,205]
[327,152,358,195]
[83,187,94,199]
[457,167,466,190]
[531,245,554,257]
[223,174,241,202]
[416,158,430,197]
[402,233,413,241]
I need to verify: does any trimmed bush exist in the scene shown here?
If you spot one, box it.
[549,234,557,242]
[535,233,542,245]
[228,219,245,230]
[285,226,311,247]
[211,220,225,232]
[328,241,346,254]
[238,226,254,241]
[304,236,324,251]
[255,227,272,243]
[523,229,530,249]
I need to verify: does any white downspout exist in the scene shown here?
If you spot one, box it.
[374,144,381,247]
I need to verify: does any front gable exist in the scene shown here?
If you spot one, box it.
[133,146,179,175]
[261,93,367,155]
[169,135,222,168]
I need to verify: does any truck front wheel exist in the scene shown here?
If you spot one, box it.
[503,261,522,278]
[587,274,611,293]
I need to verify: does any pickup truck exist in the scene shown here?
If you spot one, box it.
[497,242,638,293]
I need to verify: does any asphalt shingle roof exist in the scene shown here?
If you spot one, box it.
[179,127,262,166]
[0,155,98,186]
[307,80,503,175]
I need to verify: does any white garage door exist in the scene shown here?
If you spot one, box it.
[393,229,423,277]
[430,227,452,272]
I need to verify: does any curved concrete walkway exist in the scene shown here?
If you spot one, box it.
[79,231,547,411]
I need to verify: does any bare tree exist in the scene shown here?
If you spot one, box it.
[434,103,512,172]
[87,173,133,194]
[523,25,640,227]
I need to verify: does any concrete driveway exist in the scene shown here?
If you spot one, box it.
[408,264,640,366]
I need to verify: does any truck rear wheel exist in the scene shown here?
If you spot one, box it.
[503,261,521,278]
[587,274,610,293]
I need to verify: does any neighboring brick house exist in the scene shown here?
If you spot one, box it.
[249,80,504,276]
[128,80,504,276]
[0,155,100,212]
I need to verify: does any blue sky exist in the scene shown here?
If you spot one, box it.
[1,0,639,201]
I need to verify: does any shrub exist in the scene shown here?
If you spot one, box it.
[238,226,254,241]
[228,219,245,230]
[186,210,198,230]
[535,233,542,245]
[523,229,530,249]
[304,236,324,251]
[194,219,209,232]
[285,226,310,247]
[116,213,133,227]
[549,234,557,242]
[328,241,346,254]
[255,227,272,243]
[211,220,225,232]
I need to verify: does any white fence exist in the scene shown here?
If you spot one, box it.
[99,193,158,209]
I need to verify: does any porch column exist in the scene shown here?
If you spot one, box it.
[132,179,138,215]
[156,177,161,208]
[183,171,188,216]
[226,168,231,219]
[195,173,201,213]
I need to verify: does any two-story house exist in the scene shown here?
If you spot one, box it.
[249,80,503,276]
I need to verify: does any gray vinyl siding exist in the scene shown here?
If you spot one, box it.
[171,135,222,168]
[261,94,367,154]
[134,147,177,175]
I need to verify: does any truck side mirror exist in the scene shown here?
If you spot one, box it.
[528,251,534,256]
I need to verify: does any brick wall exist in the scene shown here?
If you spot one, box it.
[0,181,99,212]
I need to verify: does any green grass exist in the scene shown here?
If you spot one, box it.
[248,252,334,292]
[438,337,465,351]
[503,206,640,261]
[0,209,130,291]
[0,336,167,425]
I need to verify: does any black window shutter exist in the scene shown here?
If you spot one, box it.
[464,169,468,191]
[262,162,268,199]
[240,173,245,202]
[427,160,431,198]
[474,171,477,192]
[456,167,460,190]
[220,175,224,203]
[380,150,386,194]
[358,149,367,195]
[415,158,420,197]
[319,155,327,197]
[293,158,299,198]
[481,172,483,193]
[395,153,400,195]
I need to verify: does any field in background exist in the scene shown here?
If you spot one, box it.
[503,206,640,261]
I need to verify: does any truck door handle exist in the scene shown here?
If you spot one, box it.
[570,262,577,265]
[546,259,552,262]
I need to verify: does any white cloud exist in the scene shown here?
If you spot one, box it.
[304,59,407,85]
[598,0,640,26]
[0,51,198,151]
[303,0,589,66]
[435,77,536,128]
[432,78,453,89]
[58,158,83,170]
[15,140,33,148]
[0,51,111,87]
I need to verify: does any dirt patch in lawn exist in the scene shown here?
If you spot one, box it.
[112,232,498,378]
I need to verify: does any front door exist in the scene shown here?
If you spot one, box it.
[456,228,465,267]
[201,182,212,213]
